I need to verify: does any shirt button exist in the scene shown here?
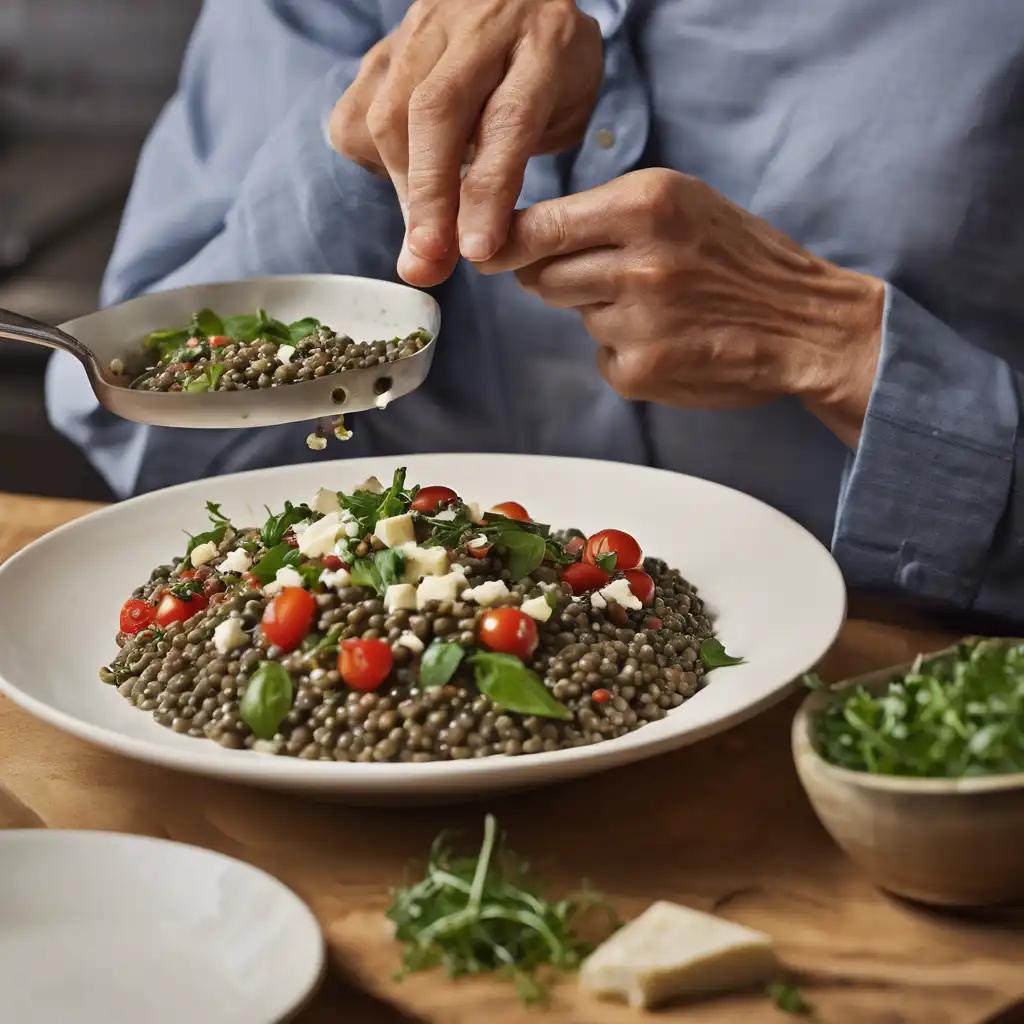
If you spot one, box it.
[595,128,616,150]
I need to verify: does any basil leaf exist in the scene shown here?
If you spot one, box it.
[594,551,617,573]
[222,313,262,342]
[184,363,225,393]
[190,308,225,338]
[240,661,293,740]
[297,563,324,588]
[260,501,314,548]
[143,328,191,363]
[543,591,558,611]
[472,652,571,720]
[350,548,406,597]
[288,317,321,343]
[700,637,745,670]
[420,641,466,688]
[183,522,228,560]
[499,532,546,581]
[250,543,301,584]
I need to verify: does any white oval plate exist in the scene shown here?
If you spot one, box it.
[0,454,845,800]
[0,830,324,1024]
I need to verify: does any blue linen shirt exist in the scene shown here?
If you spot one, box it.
[46,0,1024,621]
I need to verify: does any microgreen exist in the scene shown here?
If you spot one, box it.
[339,467,417,535]
[260,501,315,548]
[350,548,406,597]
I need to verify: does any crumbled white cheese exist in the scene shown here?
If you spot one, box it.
[374,513,416,548]
[416,572,468,609]
[217,547,252,574]
[321,567,352,589]
[311,487,341,515]
[590,591,607,610]
[298,512,342,558]
[463,580,511,607]
[465,502,485,523]
[520,596,553,622]
[213,617,249,655]
[395,632,425,654]
[291,520,311,536]
[400,543,450,583]
[264,566,307,597]
[384,583,417,612]
[355,476,384,494]
[433,508,458,522]
[344,521,362,538]
[600,577,642,611]
[276,344,296,365]
[190,541,219,567]
[579,901,778,1010]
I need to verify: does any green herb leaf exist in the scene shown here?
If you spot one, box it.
[420,641,466,688]
[544,540,577,566]
[377,467,413,522]
[249,543,301,584]
[497,532,547,581]
[205,501,232,527]
[183,521,229,560]
[167,577,204,600]
[350,548,406,597]
[340,467,416,535]
[767,982,813,1017]
[543,590,558,611]
[190,308,225,338]
[222,313,262,342]
[594,551,617,573]
[303,624,344,657]
[260,501,314,548]
[142,327,191,363]
[700,637,745,670]
[184,363,226,393]
[240,661,293,740]
[471,652,571,720]
[288,317,321,343]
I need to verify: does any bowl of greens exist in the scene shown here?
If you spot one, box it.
[792,638,1024,907]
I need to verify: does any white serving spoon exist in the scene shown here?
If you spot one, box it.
[0,274,440,429]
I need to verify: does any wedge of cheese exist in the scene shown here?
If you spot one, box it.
[579,901,778,1010]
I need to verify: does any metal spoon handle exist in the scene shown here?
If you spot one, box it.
[0,306,93,366]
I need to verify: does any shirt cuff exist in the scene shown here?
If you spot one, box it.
[832,284,1018,606]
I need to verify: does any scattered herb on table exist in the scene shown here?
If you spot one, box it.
[387,814,617,1004]
[767,981,814,1017]
[809,638,1024,778]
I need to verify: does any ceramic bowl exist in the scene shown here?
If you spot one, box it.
[792,642,1024,907]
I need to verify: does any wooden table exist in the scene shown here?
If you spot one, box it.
[1,492,1022,1024]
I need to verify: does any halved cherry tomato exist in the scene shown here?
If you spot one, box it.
[155,591,208,627]
[177,568,197,580]
[584,529,643,572]
[410,485,459,514]
[283,532,299,548]
[592,688,612,704]
[208,335,232,348]
[338,638,394,691]
[467,536,492,558]
[490,501,530,522]
[321,555,345,572]
[261,587,316,652]
[646,616,663,631]
[560,562,611,595]
[564,536,585,558]
[478,608,539,660]
[119,599,156,635]
[242,572,261,590]
[624,569,655,606]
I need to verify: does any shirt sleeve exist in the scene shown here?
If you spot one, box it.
[45,0,401,499]
[832,283,1023,620]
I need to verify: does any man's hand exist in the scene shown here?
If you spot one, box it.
[479,169,885,447]
[329,0,602,287]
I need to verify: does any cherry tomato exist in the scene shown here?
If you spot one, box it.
[209,335,232,348]
[467,537,492,558]
[283,532,299,548]
[186,337,200,348]
[490,501,530,522]
[338,638,394,691]
[624,569,655,607]
[592,688,612,704]
[119,599,156,635]
[478,608,539,660]
[565,536,585,558]
[242,572,261,590]
[584,529,643,572]
[321,555,345,572]
[155,591,208,627]
[560,562,611,595]
[410,485,459,514]
[177,568,197,580]
[261,587,316,652]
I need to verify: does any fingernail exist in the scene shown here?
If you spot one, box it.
[459,232,494,262]
[407,225,446,260]
[397,241,419,283]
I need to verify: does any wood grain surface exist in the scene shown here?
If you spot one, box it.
[1,492,1022,1024]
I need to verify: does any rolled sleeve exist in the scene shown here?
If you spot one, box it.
[832,284,1018,608]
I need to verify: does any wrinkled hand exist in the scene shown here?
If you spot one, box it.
[479,169,885,446]
[329,0,602,287]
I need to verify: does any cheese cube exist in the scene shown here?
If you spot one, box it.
[384,583,417,612]
[400,543,450,583]
[520,595,553,622]
[600,577,642,611]
[579,901,778,1010]
[355,476,384,494]
[298,512,342,558]
[416,572,467,609]
[190,540,219,567]
[217,547,252,574]
[311,487,341,515]
[395,632,425,654]
[463,580,511,607]
[213,617,249,655]
[374,513,416,548]
[433,508,458,522]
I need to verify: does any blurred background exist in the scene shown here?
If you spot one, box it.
[0,0,203,500]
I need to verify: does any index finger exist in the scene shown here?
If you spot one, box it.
[476,184,625,275]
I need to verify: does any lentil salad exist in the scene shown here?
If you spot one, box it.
[102,469,729,762]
